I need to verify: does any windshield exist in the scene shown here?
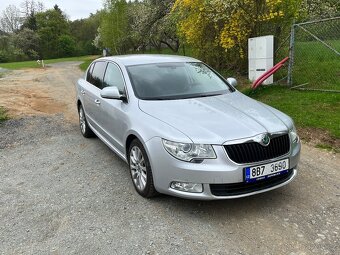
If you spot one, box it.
[126,62,233,100]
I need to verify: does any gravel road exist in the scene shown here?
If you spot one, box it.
[0,62,339,255]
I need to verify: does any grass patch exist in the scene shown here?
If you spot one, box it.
[316,143,340,153]
[316,143,333,151]
[0,107,8,123]
[242,85,340,139]
[79,58,95,71]
[79,55,100,71]
[292,40,340,90]
[0,55,98,70]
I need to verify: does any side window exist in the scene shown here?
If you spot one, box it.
[91,61,107,89]
[86,63,94,82]
[103,63,126,94]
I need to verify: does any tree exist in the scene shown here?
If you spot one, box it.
[0,34,11,62]
[57,34,76,57]
[0,2,83,62]
[299,0,340,20]
[20,0,45,31]
[53,4,63,15]
[100,0,130,54]
[128,0,179,52]
[70,11,102,55]
[13,28,40,59]
[0,5,22,33]
[127,1,150,51]
[172,0,302,70]
[35,7,70,58]
[99,0,180,54]
[21,12,37,31]
[20,0,44,18]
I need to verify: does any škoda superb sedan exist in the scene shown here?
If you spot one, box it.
[76,55,300,200]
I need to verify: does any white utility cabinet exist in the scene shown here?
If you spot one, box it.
[248,35,274,84]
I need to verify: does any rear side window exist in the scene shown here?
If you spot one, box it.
[103,63,126,94]
[90,61,107,89]
[86,63,95,82]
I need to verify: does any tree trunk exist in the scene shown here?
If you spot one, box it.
[160,39,180,52]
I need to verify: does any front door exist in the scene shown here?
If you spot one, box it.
[96,62,129,154]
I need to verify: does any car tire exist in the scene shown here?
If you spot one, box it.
[78,104,94,138]
[128,139,158,198]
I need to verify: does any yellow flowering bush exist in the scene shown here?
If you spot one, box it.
[172,0,301,67]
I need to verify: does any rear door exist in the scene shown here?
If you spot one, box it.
[81,61,107,131]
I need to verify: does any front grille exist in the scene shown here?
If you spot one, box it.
[224,134,290,164]
[210,169,294,196]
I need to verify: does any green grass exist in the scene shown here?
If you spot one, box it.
[79,58,95,71]
[242,85,340,139]
[0,55,99,70]
[292,40,340,90]
[316,143,334,151]
[0,107,8,123]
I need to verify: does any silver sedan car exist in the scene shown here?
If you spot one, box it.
[76,55,301,200]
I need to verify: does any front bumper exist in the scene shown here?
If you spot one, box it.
[145,137,301,200]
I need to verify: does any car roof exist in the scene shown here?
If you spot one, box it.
[98,54,201,66]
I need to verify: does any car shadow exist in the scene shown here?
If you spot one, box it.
[146,184,298,222]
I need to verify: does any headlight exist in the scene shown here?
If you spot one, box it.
[289,126,299,143]
[162,139,216,162]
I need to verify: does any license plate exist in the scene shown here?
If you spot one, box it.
[244,159,289,183]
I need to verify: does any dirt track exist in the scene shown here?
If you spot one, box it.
[0,62,81,122]
[0,62,339,255]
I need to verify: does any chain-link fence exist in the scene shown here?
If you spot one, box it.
[287,17,340,92]
[272,34,291,84]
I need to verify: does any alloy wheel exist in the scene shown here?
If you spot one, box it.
[79,107,86,134]
[129,145,147,191]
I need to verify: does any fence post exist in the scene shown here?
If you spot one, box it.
[287,24,295,86]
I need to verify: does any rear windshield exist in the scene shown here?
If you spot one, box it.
[126,62,232,100]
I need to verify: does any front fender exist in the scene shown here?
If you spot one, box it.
[124,111,193,160]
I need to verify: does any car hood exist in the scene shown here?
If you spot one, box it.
[138,91,291,144]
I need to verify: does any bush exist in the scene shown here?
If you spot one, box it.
[0,51,9,63]
[27,49,39,60]
[0,106,8,122]
[12,49,29,62]
[57,35,77,57]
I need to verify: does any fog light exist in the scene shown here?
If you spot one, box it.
[170,181,203,193]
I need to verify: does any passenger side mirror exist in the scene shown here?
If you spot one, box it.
[226,77,238,87]
[100,86,123,100]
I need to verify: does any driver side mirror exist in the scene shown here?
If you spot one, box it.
[100,86,124,100]
[226,77,238,87]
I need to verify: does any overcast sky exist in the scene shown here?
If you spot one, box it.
[1,0,104,20]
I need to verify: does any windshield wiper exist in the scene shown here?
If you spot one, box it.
[197,93,223,98]
[148,98,168,100]
[145,97,176,100]
[143,93,223,101]
[181,93,223,99]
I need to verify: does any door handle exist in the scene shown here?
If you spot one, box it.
[81,90,85,95]
[95,99,101,105]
